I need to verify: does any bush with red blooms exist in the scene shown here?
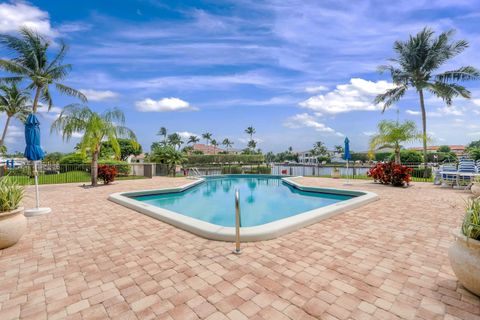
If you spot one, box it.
[367,162,412,187]
[97,165,118,184]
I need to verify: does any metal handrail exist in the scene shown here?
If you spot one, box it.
[233,189,242,254]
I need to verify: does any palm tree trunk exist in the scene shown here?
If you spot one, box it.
[0,116,11,146]
[32,86,42,113]
[418,89,428,177]
[91,149,99,186]
[395,146,401,165]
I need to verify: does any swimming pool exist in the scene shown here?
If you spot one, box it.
[109,175,378,241]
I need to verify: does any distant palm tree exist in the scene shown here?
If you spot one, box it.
[0,27,86,112]
[0,83,30,146]
[369,120,423,164]
[334,145,344,154]
[202,132,212,146]
[247,140,257,150]
[222,138,233,152]
[150,146,187,176]
[245,126,256,140]
[51,105,137,186]
[187,135,199,145]
[375,27,479,171]
[211,139,218,154]
[167,133,183,150]
[157,127,167,145]
[312,141,327,156]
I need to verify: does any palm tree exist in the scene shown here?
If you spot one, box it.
[150,146,187,176]
[0,27,86,112]
[211,139,218,154]
[0,83,30,146]
[312,141,327,155]
[187,135,199,145]
[202,132,212,146]
[222,138,233,152]
[247,139,257,151]
[167,133,183,150]
[157,127,167,145]
[245,126,256,140]
[51,105,137,186]
[369,120,423,164]
[375,27,479,171]
[334,145,344,154]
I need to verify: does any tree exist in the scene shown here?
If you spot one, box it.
[245,126,256,140]
[202,132,212,146]
[222,138,233,152]
[150,145,187,176]
[437,145,451,153]
[0,83,30,146]
[101,138,142,161]
[0,27,86,113]
[369,120,423,164]
[187,135,199,145]
[247,140,257,151]
[312,141,328,156]
[468,140,480,149]
[43,152,64,163]
[167,133,183,150]
[157,127,167,146]
[375,27,479,172]
[51,105,137,186]
[211,139,218,154]
[334,145,344,154]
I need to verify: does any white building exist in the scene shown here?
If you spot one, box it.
[297,151,318,164]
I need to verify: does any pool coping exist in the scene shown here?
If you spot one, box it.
[108,175,379,242]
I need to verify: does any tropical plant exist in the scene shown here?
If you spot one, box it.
[312,141,328,156]
[437,145,451,153]
[0,177,24,212]
[43,152,64,163]
[247,140,257,151]
[97,165,118,185]
[367,162,412,187]
[0,83,30,146]
[51,105,137,186]
[157,127,168,146]
[375,27,480,172]
[389,150,423,163]
[222,138,233,152]
[369,120,423,164]
[463,198,480,240]
[0,27,86,112]
[334,145,344,154]
[245,126,255,140]
[211,139,218,154]
[101,139,142,160]
[167,133,183,150]
[187,135,199,145]
[202,132,212,146]
[150,145,187,176]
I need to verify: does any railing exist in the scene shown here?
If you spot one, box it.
[0,163,154,185]
[233,189,241,254]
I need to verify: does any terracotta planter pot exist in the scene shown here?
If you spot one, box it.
[471,184,480,197]
[0,207,26,250]
[448,229,480,296]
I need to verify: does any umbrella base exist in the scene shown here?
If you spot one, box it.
[25,207,51,217]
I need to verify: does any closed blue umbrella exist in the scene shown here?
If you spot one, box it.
[344,137,351,184]
[343,137,351,161]
[24,114,45,161]
[24,114,50,216]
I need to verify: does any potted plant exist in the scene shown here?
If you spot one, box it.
[0,177,26,250]
[331,167,341,179]
[471,176,480,197]
[448,198,480,296]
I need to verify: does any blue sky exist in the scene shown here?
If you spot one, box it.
[1,0,480,154]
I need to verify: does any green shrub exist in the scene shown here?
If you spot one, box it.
[411,167,432,178]
[187,154,264,165]
[221,166,243,174]
[374,152,392,161]
[426,152,457,162]
[0,177,24,212]
[390,150,423,163]
[97,160,130,176]
[350,152,369,162]
[59,153,88,172]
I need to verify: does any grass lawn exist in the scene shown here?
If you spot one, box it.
[7,171,146,185]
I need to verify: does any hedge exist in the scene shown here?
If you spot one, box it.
[186,154,264,165]
[221,166,243,174]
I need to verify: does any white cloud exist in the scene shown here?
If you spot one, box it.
[80,89,119,101]
[406,105,464,117]
[5,125,23,144]
[135,97,197,112]
[305,85,328,93]
[299,78,395,114]
[0,2,56,37]
[406,109,420,115]
[284,113,343,136]
[176,131,198,140]
[37,106,62,121]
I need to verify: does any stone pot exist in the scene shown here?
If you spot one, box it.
[0,207,27,250]
[448,229,480,296]
[471,183,480,197]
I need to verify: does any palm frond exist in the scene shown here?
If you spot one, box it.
[427,81,470,105]
[435,66,480,83]
[55,83,88,102]
[374,85,407,111]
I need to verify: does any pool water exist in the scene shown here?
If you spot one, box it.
[132,176,354,227]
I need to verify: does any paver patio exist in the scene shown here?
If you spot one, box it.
[0,177,479,319]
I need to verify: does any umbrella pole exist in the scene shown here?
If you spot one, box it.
[24,160,51,217]
[34,161,40,209]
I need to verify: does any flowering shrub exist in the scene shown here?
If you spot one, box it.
[367,162,412,187]
[97,165,118,184]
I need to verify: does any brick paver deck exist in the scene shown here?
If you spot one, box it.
[0,177,479,319]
